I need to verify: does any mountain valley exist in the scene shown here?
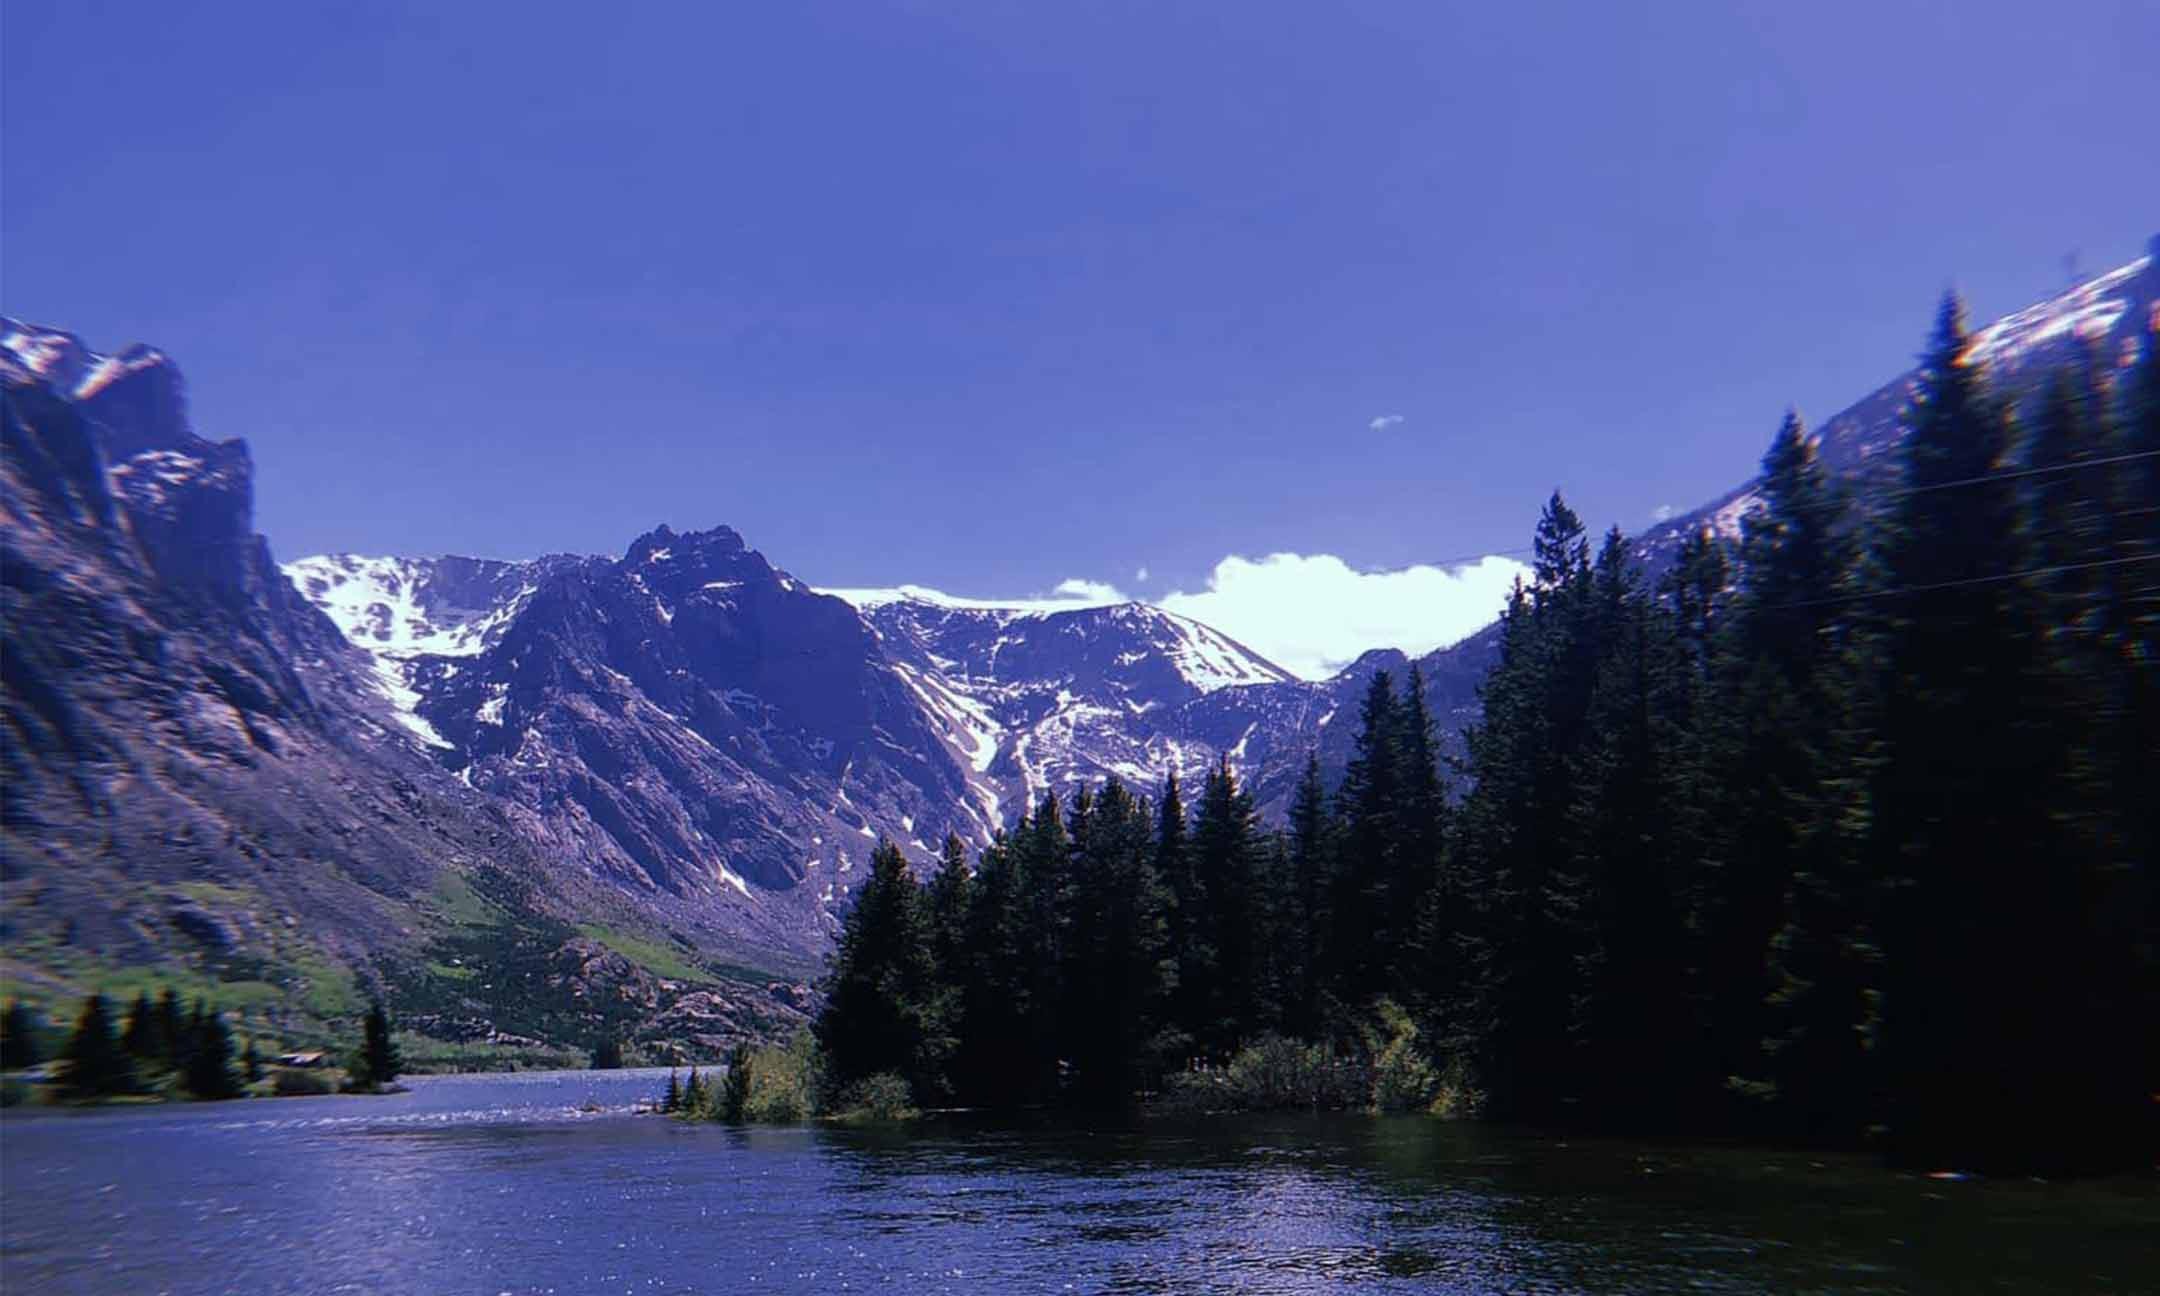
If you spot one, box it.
[4,242,2153,1058]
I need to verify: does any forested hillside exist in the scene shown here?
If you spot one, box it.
[816,295,2159,1174]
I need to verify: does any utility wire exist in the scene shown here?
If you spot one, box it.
[1877,448,2158,500]
[1411,453,2158,576]
[1756,553,2160,612]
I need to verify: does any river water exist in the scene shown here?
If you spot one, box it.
[2,1067,2151,1293]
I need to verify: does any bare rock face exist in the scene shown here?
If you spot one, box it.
[546,938,662,1012]
[640,982,813,1057]
[0,319,775,1054]
[2,323,438,961]
[437,524,979,897]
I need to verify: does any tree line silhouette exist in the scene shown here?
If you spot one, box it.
[1,989,404,1101]
[816,296,2157,1174]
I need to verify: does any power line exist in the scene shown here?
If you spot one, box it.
[1880,448,2158,500]
[1411,452,2159,576]
[1760,553,2160,612]
[1418,544,1537,568]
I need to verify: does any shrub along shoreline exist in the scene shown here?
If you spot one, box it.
[657,997,1482,1127]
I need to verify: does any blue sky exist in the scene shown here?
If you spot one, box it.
[5,1,2156,675]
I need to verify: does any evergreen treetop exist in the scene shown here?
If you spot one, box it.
[59,994,136,1100]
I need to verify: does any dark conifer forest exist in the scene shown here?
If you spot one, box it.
[815,297,2159,1175]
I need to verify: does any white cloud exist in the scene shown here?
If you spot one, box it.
[826,551,1530,682]
[1368,413,1406,432]
[1134,565,1150,583]
[1650,503,1677,523]
[1157,551,1530,681]
[1051,577,1126,602]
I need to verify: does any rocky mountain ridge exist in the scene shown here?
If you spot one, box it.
[1,321,813,1058]
[286,243,2160,961]
[7,242,2154,1009]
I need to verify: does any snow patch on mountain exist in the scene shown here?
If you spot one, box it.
[845,593,1307,815]
[835,589,1294,694]
[0,325,179,405]
[369,656,451,748]
[286,554,534,658]
[822,583,1126,614]
[1964,256,2149,371]
[1709,491,1763,541]
[284,553,540,747]
[107,449,207,507]
[0,322,88,387]
[1156,608,1300,689]
[74,346,174,401]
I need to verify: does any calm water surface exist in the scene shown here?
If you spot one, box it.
[3,1067,2153,1294]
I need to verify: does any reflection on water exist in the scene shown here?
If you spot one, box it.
[3,1069,2152,1294]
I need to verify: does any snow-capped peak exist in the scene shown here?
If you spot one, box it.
[820,583,1129,614]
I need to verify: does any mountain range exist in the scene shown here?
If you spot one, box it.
[4,240,2152,1054]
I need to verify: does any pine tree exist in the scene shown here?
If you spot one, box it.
[663,1069,682,1113]
[924,834,974,990]
[243,1037,264,1084]
[1062,779,1175,1105]
[2110,323,2160,1157]
[1395,664,1454,1023]
[813,840,943,1105]
[1058,784,1097,1067]
[1,1001,40,1071]
[1010,798,1072,1096]
[1283,754,1332,1039]
[1330,670,1403,1011]
[1154,773,1211,1065]
[183,1003,241,1100]
[1533,489,1591,590]
[352,998,403,1091]
[1455,492,1597,1121]
[718,1042,752,1121]
[155,987,185,1068]
[1988,351,2157,1171]
[1870,294,2036,1169]
[1662,527,1730,669]
[1451,583,1543,1108]
[1251,831,1298,1045]
[58,994,135,1100]
[1189,757,1268,1054]
[918,833,974,1103]
[2116,307,2160,631]
[1709,412,1870,1137]
[1655,524,1745,1097]
[1395,665,1448,889]
[684,1067,705,1111]
[1556,528,1700,1128]
[951,829,1033,1104]
[121,990,156,1062]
